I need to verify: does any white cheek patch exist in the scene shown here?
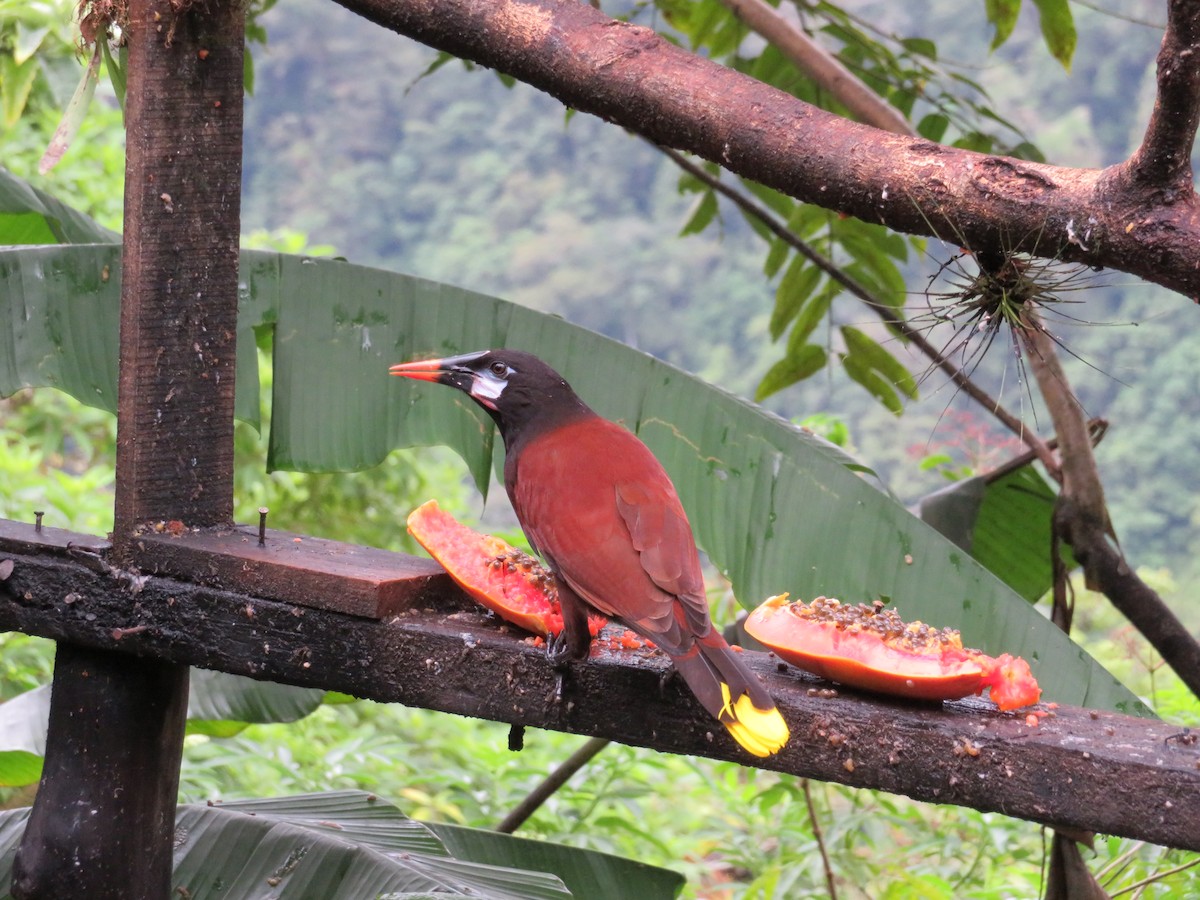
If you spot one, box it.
[470,372,507,408]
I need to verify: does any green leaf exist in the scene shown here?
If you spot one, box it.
[917,113,950,143]
[0,792,681,897]
[899,37,937,60]
[919,465,1071,602]
[185,670,327,737]
[428,822,685,900]
[768,256,821,341]
[99,38,127,111]
[0,168,120,244]
[38,43,101,175]
[0,236,1149,715]
[0,750,42,788]
[842,351,902,414]
[984,0,1021,50]
[785,284,834,352]
[755,343,827,401]
[1031,0,1076,69]
[177,793,574,899]
[0,686,47,787]
[762,237,789,279]
[678,189,717,237]
[13,23,51,65]
[0,792,587,899]
[837,227,908,305]
[0,53,40,128]
[841,326,918,401]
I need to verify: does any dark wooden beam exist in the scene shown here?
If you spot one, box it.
[10,646,190,900]
[112,0,245,542]
[3,523,1199,853]
[12,0,247,895]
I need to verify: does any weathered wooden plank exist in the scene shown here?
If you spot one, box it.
[130,527,449,619]
[0,519,109,556]
[3,534,1198,852]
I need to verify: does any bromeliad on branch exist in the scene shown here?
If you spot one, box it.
[391,350,789,758]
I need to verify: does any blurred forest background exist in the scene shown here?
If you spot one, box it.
[3,0,1199,896]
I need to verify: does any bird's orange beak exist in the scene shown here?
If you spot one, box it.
[389,358,446,383]
[391,351,489,394]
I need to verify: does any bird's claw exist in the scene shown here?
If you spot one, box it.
[545,632,571,702]
[545,631,573,669]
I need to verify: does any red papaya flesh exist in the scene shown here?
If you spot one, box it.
[407,500,604,639]
[745,594,1040,710]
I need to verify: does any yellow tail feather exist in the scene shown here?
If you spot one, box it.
[720,683,790,757]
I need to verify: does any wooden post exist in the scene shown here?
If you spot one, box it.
[12,0,245,896]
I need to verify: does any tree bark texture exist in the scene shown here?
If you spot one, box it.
[332,0,1200,300]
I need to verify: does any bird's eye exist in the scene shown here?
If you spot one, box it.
[489,361,509,378]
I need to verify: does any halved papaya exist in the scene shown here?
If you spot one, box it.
[407,500,605,639]
[744,594,1040,710]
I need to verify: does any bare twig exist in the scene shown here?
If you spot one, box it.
[1108,855,1200,898]
[800,779,838,900]
[660,145,1059,471]
[495,737,611,834]
[717,0,913,136]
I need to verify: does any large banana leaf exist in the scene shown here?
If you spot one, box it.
[0,791,682,899]
[0,241,1146,716]
[919,464,1067,603]
[428,822,685,900]
[0,167,119,245]
[0,671,326,786]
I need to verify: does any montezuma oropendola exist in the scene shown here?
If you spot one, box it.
[390,349,789,758]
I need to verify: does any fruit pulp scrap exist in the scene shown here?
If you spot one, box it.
[407,500,604,638]
[745,593,1040,710]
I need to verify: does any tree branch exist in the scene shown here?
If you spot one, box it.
[660,146,1059,471]
[717,0,914,136]
[1122,0,1200,190]
[333,0,1200,299]
[1020,311,1200,699]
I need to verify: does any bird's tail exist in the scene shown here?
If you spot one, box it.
[671,633,790,758]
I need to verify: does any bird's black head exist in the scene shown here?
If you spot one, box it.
[390,349,592,446]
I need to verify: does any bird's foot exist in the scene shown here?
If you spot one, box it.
[545,631,574,669]
[545,633,572,702]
